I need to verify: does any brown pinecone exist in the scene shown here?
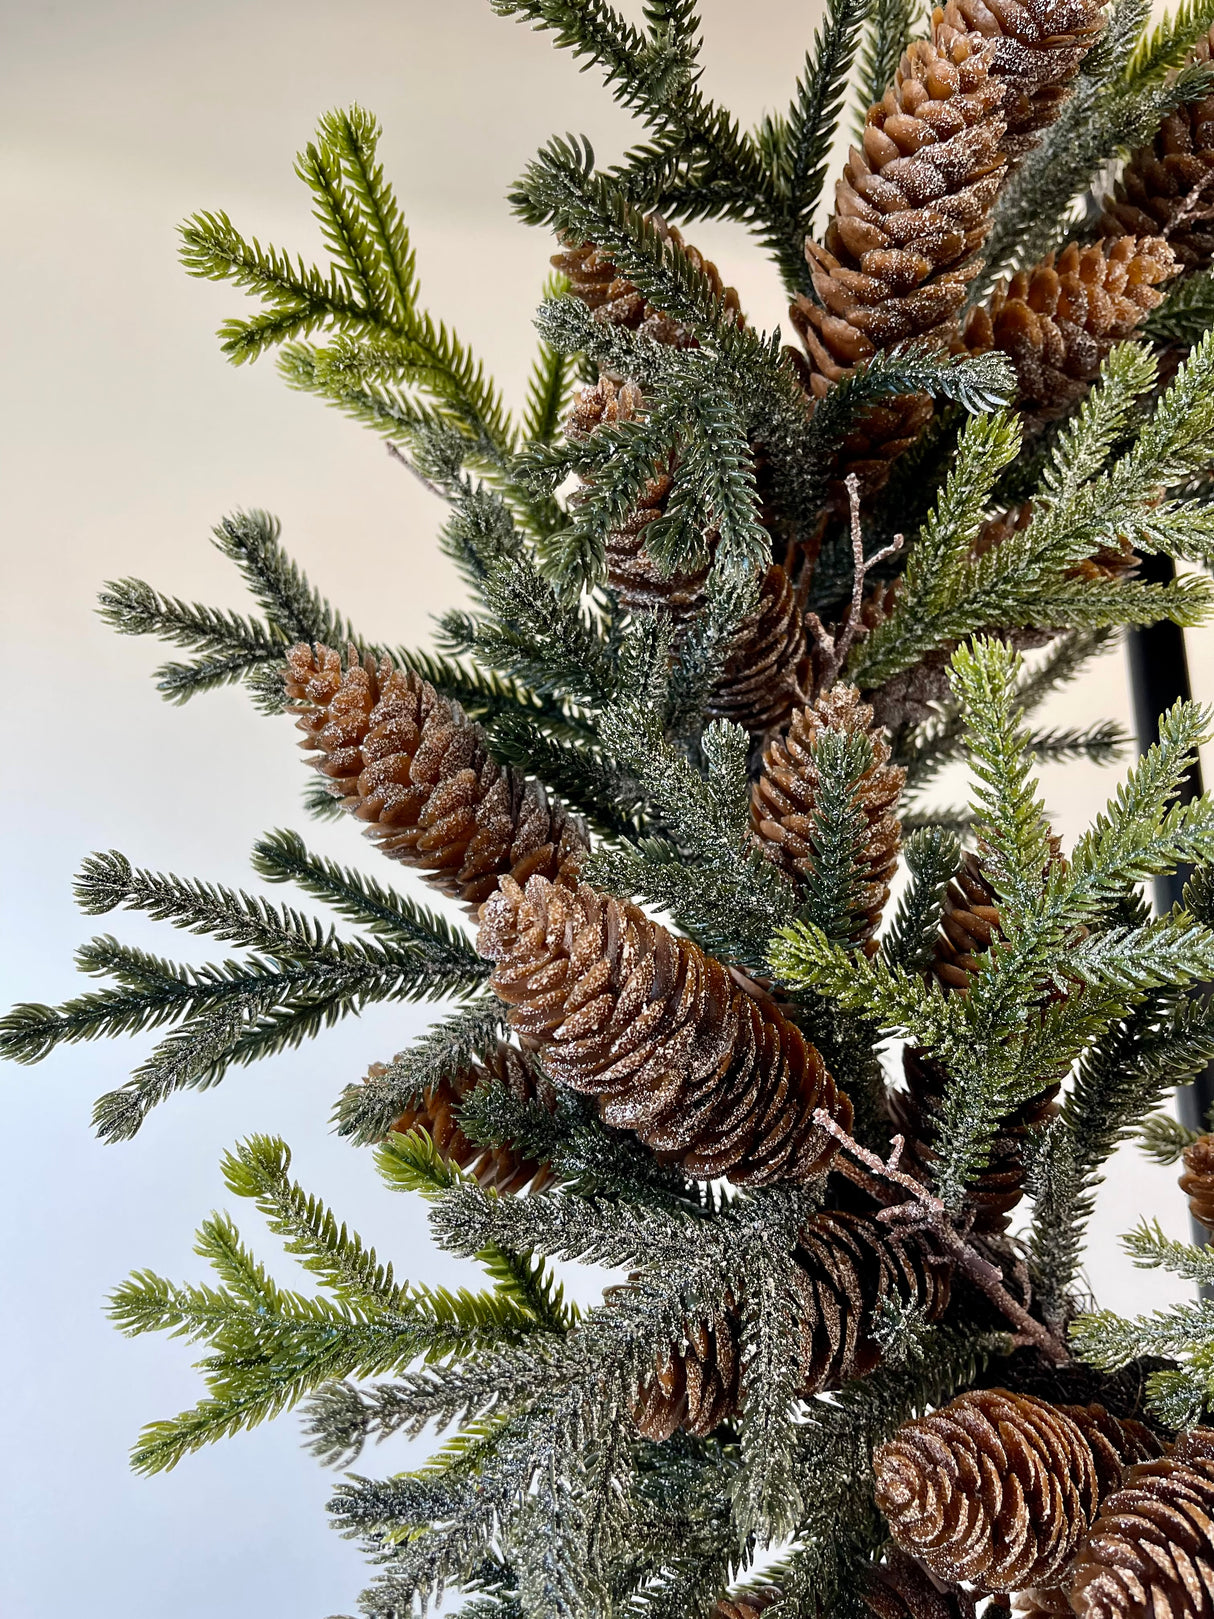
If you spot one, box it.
[709,1586,785,1619]
[1070,1427,1214,1619]
[633,1211,950,1439]
[933,848,1003,991]
[891,1045,1061,1232]
[863,1549,977,1619]
[936,0,1105,163]
[1180,1133,1214,1232]
[873,1390,1165,1593]
[961,237,1178,418]
[1102,29,1214,271]
[553,218,745,348]
[380,1042,557,1195]
[284,644,586,908]
[708,563,813,735]
[477,874,852,1186]
[792,28,1006,385]
[566,376,710,619]
[751,685,905,953]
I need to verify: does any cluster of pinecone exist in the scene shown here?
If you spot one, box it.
[276,6,1214,1611]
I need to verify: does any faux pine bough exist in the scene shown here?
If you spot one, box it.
[23,0,1214,1614]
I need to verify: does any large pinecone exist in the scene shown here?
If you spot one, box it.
[1070,1427,1214,1619]
[284,644,586,908]
[1101,28,1214,271]
[633,1210,949,1439]
[792,27,1006,386]
[477,874,852,1185]
[379,1041,557,1195]
[936,0,1104,163]
[961,236,1177,417]
[1180,1133,1214,1232]
[873,1389,1165,1593]
[752,685,905,953]
[553,218,745,347]
[863,1549,977,1619]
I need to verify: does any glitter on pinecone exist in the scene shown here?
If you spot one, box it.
[936,0,1105,163]
[477,874,851,1186]
[379,1041,557,1194]
[1070,1427,1214,1619]
[873,1389,1164,1592]
[961,237,1178,418]
[284,644,587,908]
[752,684,905,953]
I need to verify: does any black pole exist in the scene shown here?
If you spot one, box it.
[1125,553,1214,1247]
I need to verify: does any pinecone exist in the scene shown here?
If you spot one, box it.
[284,644,587,908]
[891,1045,1061,1233]
[1180,1133,1214,1232]
[1070,1427,1214,1619]
[378,1041,557,1195]
[710,1586,785,1619]
[863,1549,977,1619]
[936,0,1105,163]
[1101,29,1214,271]
[961,237,1178,418]
[853,581,954,730]
[633,1211,950,1438]
[751,685,906,953]
[873,1389,1165,1593]
[553,218,745,348]
[709,563,813,735]
[792,28,1006,384]
[933,848,1004,991]
[566,377,710,619]
[477,874,852,1185]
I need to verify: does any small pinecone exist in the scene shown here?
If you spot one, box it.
[863,1549,977,1619]
[1070,1427,1214,1619]
[553,218,745,348]
[933,848,1003,991]
[873,1390,1165,1593]
[709,1586,785,1619]
[633,1211,950,1438]
[792,28,1006,384]
[284,644,586,908]
[891,1045,1061,1233]
[632,1294,742,1440]
[708,563,812,735]
[381,1042,557,1195]
[1180,1133,1214,1232]
[853,581,954,730]
[936,0,1105,163]
[1101,29,1214,271]
[566,377,710,619]
[477,874,852,1185]
[751,685,906,953]
[961,237,1177,418]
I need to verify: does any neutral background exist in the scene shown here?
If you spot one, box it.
[3,2,1212,1614]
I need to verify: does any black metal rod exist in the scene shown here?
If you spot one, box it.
[1126,553,1214,1247]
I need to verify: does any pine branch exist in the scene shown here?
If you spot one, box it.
[882,826,962,973]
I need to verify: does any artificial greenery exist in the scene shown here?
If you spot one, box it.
[12,2,1214,1616]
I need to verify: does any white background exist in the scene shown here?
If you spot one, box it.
[2,2,1210,1614]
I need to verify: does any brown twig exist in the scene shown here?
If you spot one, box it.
[814,1108,1071,1363]
[386,439,445,501]
[806,474,903,690]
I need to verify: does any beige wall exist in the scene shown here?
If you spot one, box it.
[1,3,1209,1614]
